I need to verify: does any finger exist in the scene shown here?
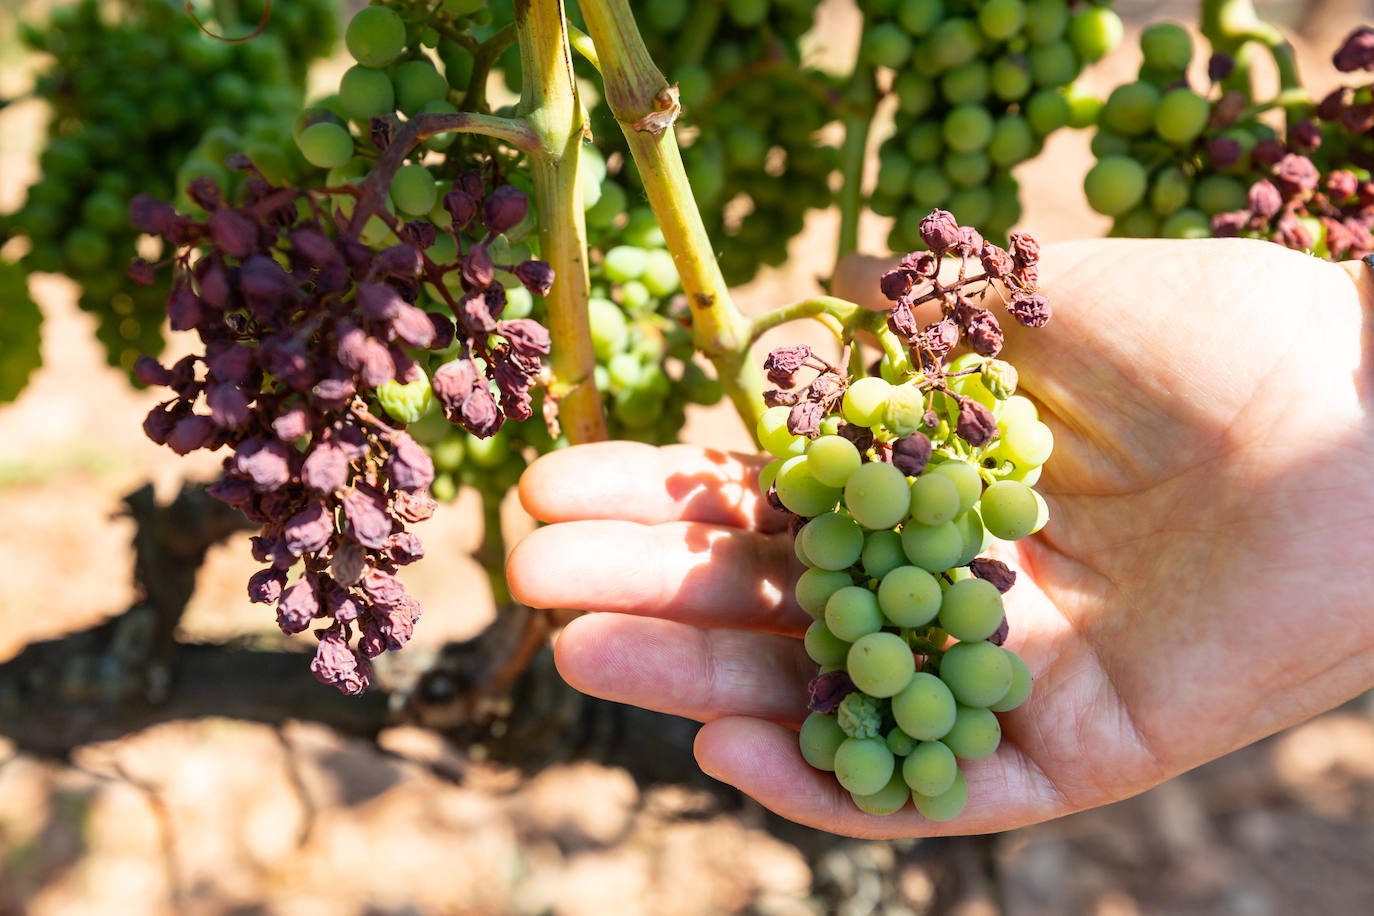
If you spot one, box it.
[519,441,786,532]
[553,613,815,725]
[507,519,809,634]
[694,717,1072,838]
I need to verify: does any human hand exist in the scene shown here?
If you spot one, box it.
[507,238,1374,837]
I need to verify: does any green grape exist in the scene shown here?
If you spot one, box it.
[1023,0,1068,43]
[988,115,1036,168]
[929,460,982,515]
[805,619,852,667]
[891,672,957,740]
[838,692,884,738]
[644,0,689,30]
[927,18,982,71]
[673,63,712,107]
[941,61,990,105]
[833,738,897,796]
[861,23,914,69]
[978,0,1026,40]
[430,472,458,502]
[943,104,995,153]
[884,383,926,436]
[911,165,953,207]
[938,579,1006,644]
[623,208,667,249]
[1150,166,1192,216]
[1028,40,1077,87]
[996,418,1054,467]
[757,404,806,459]
[876,151,915,200]
[1025,88,1070,136]
[944,151,991,188]
[844,461,911,530]
[727,0,769,26]
[799,713,848,771]
[990,649,1033,712]
[912,769,968,821]
[900,520,964,572]
[905,121,945,162]
[394,59,449,115]
[1067,6,1122,63]
[877,565,942,627]
[777,456,844,517]
[375,370,434,424]
[64,226,111,271]
[797,568,855,618]
[1161,207,1211,239]
[588,297,630,361]
[801,512,866,571]
[1083,156,1148,217]
[724,125,768,169]
[585,180,627,229]
[1062,81,1103,128]
[939,637,1016,708]
[902,739,958,797]
[430,436,466,473]
[1193,174,1248,215]
[297,121,354,168]
[1090,128,1132,158]
[641,250,680,297]
[1113,206,1158,238]
[345,6,407,68]
[825,585,885,642]
[894,71,937,116]
[897,0,944,35]
[852,771,912,815]
[909,473,960,526]
[1140,22,1192,74]
[1101,81,1161,136]
[758,458,783,496]
[941,704,1002,760]
[1154,88,1210,145]
[954,509,988,567]
[848,631,917,697]
[990,54,1033,102]
[390,163,438,216]
[887,726,919,757]
[807,435,862,488]
[862,530,907,580]
[603,246,648,284]
[980,479,1039,540]
[503,284,534,319]
[996,394,1038,428]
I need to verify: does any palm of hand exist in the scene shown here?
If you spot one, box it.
[509,238,1374,837]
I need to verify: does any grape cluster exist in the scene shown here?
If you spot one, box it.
[0,262,43,405]
[1210,28,1374,260]
[760,211,1050,819]
[865,0,1121,251]
[132,153,554,692]
[578,0,839,285]
[3,0,335,378]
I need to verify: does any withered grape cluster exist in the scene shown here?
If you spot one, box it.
[761,211,1050,819]
[133,164,553,693]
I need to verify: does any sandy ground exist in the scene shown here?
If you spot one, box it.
[6,2,1374,914]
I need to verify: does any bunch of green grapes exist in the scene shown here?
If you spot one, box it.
[865,0,1120,251]
[759,364,1046,819]
[1082,22,1267,238]
[3,0,335,379]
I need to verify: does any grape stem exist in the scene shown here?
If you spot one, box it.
[578,0,767,437]
[462,22,520,112]
[747,295,860,345]
[835,23,878,262]
[567,24,602,72]
[1200,0,1307,117]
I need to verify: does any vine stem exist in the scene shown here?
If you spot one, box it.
[1200,0,1308,119]
[748,295,860,346]
[835,39,878,261]
[577,0,768,437]
[515,0,606,445]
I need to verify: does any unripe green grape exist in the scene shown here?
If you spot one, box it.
[944,150,991,188]
[808,435,863,488]
[989,115,1036,168]
[1090,128,1131,158]
[892,671,957,740]
[900,519,964,573]
[390,163,438,216]
[861,23,913,69]
[392,59,446,115]
[943,104,995,153]
[777,456,844,517]
[941,704,1002,759]
[1154,88,1211,145]
[802,620,846,670]
[802,512,865,571]
[430,435,466,473]
[894,71,937,116]
[724,125,768,169]
[1150,166,1192,216]
[902,740,958,796]
[64,226,110,272]
[997,394,1038,428]
[980,479,1040,540]
[640,250,680,298]
[904,121,945,162]
[1062,81,1102,128]
[877,564,942,627]
[990,54,1033,102]
[911,165,953,208]
[376,369,434,424]
[1193,174,1248,215]
[998,418,1054,467]
[603,246,648,284]
[990,649,1033,712]
[909,473,960,526]
[1101,81,1161,136]
[953,510,987,567]
[978,0,1026,40]
[1083,155,1148,217]
[844,461,911,530]
[290,121,354,173]
[757,405,806,459]
[848,631,917,697]
[345,6,407,68]
[800,713,848,771]
[897,0,943,35]
[886,726,919,757]
[929,461,982,515]
[588,297,629,361]
[1067,6,1122,63]
[842,376,892,427]
[928,18,982,71]
[912,769,968,821]
[941,61,990,105]
[938,580,1006,644]
[851,770,912,815]
[833,738,896,796]
[797,568,855,618]
[825,586,885,642]
[644,0,689,30]
[862,530,907,580]
[1023,0,1068,43]
[945,186,993,230]
[1025,88,1070,136]
[1140,22,1192,74]
[1161,207,1211,239]
[876,150,915,199]
[758,458,783,497]
[727,0,768,26]
[1028,40,1077,87]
